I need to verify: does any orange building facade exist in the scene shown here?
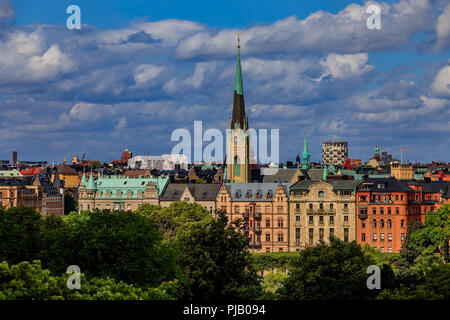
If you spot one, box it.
[356,178,449,252]
[216,183,291,253]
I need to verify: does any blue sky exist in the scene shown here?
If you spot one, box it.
[0,0,449,164]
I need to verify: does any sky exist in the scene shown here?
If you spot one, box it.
[0,0,449,164]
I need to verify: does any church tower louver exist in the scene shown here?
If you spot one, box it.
[226,34,251,183]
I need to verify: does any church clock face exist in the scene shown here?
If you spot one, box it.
[234,137,239,144]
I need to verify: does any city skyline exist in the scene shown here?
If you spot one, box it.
[0,0,449,164]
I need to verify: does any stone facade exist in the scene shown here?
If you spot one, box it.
[322,141,348,166]
[216,182,291,252]
[289,180,360,251]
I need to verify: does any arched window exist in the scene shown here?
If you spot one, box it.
[373,219,377,228]
[234,156,240,176]
[380,219,385,228]
[388,219,392,228]
[318,191,325,198]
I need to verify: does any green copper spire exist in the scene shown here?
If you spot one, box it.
[234,35,243,95]
[322,164,327,181]
[86,170,96,190]
[302,131,310,170]
[81,167,87,186]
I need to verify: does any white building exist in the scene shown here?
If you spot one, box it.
[128,154,188,170]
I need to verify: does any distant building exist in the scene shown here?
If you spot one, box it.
[322,141,348,166]
[128,154,188,171]
[390,163,413,180]
[343,158,362,170]
[12,151,17,165]
[52,164,79,188]
[0,169,23,177]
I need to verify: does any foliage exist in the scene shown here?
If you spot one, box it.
[261,270,287,299]
[175,210,262,300]
[377,263,450,300]
[0,206,43,264]
[0,260,180,300]
[251,252,298,273]
[278,238,376,300]
[361,244,400,268]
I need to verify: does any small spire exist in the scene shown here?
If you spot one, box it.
[322,164,327,181]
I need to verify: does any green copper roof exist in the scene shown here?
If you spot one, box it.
[234,46,243,95]
[302,131,310,170]
[81,169,87,186]
[86,171,96,190]
[322,165,327,181]
[93,175,169,198]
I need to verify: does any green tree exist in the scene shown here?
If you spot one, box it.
[0,260,181,300]
[63,194,77,215]
[278,238,376,300]
[0,206,43,264]
[176,210,262,300]
[58,210,180,287]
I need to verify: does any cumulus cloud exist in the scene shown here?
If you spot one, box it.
[435,2,450,50]
[0,0,13,23]
[318,53,374,80]
[431,63,450,97]
[0,0,448,162]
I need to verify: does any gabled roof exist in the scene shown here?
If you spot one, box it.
[357,178,416,193]
[57,164,77,175]
[160,183,221,201]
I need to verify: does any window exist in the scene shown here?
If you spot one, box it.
[265,219,270,227]
[388,233,392,241]
[277,205,283,213]
[318,191,325,198]
[295,203,300,212]
[278,218,284,228]
[373,207,377,215]
[401,233,405,241]
[380,207,384,215]
[380,219,384,228]
[309,215,314,224]
[329,228,334,239]
[344,203,348,212]
[361,220,365,228]
[401,219,405,228]
[296,215,300,222]
[309,228,314,244]
[344,216,349,222]
[401,195,404,201]
[265,205,271,213]
[256,205,261,213]
[330,216,334,225]
[396,207,399,215]
[234,156,240,176]
[319,216,324,224]
[330,203,334,211]
[344,228,349,242]
[387,207,391,215]
[265,233,271,242]
[319,203,324,210]
[309,203,313,210]
[278,233,284,242]
[295,228,300,244]
[381,247,385,253]
[395,195,399,201]
[380,233,385,242]
[387,219,392,228]
[373,219,377,228]
[373,233,377,241]
[362,233,366,242]
[319,228,324,241]
[266,247,270,253]
[235,206,240,213]
[388,247,392,253]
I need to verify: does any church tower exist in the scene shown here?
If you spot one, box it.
[226,34,250,183]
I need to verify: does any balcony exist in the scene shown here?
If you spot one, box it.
[253,226,262,233]
[254,212,262,218]
[358,213,368,220]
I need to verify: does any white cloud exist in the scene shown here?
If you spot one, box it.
[431,63,450,97]
[318,53,374,80]
[134,64,165,86]
[436,2,450,50]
